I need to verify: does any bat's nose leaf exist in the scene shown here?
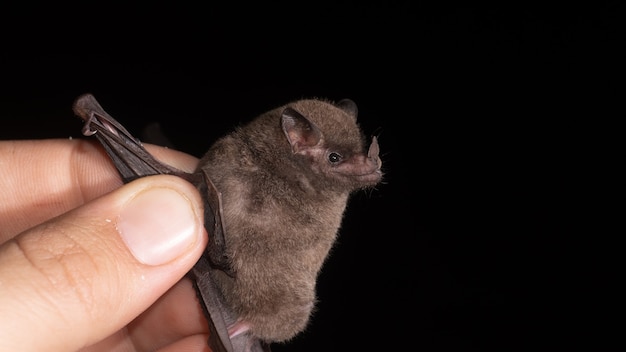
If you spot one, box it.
[368,136,380,159]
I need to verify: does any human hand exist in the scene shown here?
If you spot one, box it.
[0,139,211,351]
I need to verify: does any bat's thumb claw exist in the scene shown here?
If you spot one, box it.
[81,115,97,136]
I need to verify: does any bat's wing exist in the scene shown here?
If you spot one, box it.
[73,94,188,182]
[192,174,270,352]
[191,256,235,352]
[72,93,243,352]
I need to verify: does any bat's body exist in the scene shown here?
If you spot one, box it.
[73,94,383,352]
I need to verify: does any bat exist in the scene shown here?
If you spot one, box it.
[72,93,383,352]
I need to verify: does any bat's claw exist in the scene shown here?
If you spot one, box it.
[81,113,98,136]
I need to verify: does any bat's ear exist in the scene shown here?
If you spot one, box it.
[281,107,322,153]
[336,99,358,120]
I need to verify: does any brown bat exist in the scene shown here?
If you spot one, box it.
[73,93,383,352]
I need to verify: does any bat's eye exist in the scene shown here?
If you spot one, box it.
[328,152,342,163]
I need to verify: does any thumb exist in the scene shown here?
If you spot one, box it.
[0,175,208,352]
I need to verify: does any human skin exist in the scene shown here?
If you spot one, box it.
[0,139,212,352]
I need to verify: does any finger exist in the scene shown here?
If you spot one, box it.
[0,139,199,242]
[81,278,210,352]
[0,174,208,352]
[155,335,212,352]
[127,278,209,351]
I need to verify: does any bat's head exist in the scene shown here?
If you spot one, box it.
[280,99,383,192]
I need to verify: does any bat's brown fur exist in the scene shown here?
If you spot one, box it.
[195,98,383,342]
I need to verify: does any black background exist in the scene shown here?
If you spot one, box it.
[1,2,620,351]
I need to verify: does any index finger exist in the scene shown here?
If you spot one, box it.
[0,139,199,242]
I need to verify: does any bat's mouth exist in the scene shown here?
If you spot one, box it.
[353,169,383,184]
[359,136,383,184]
